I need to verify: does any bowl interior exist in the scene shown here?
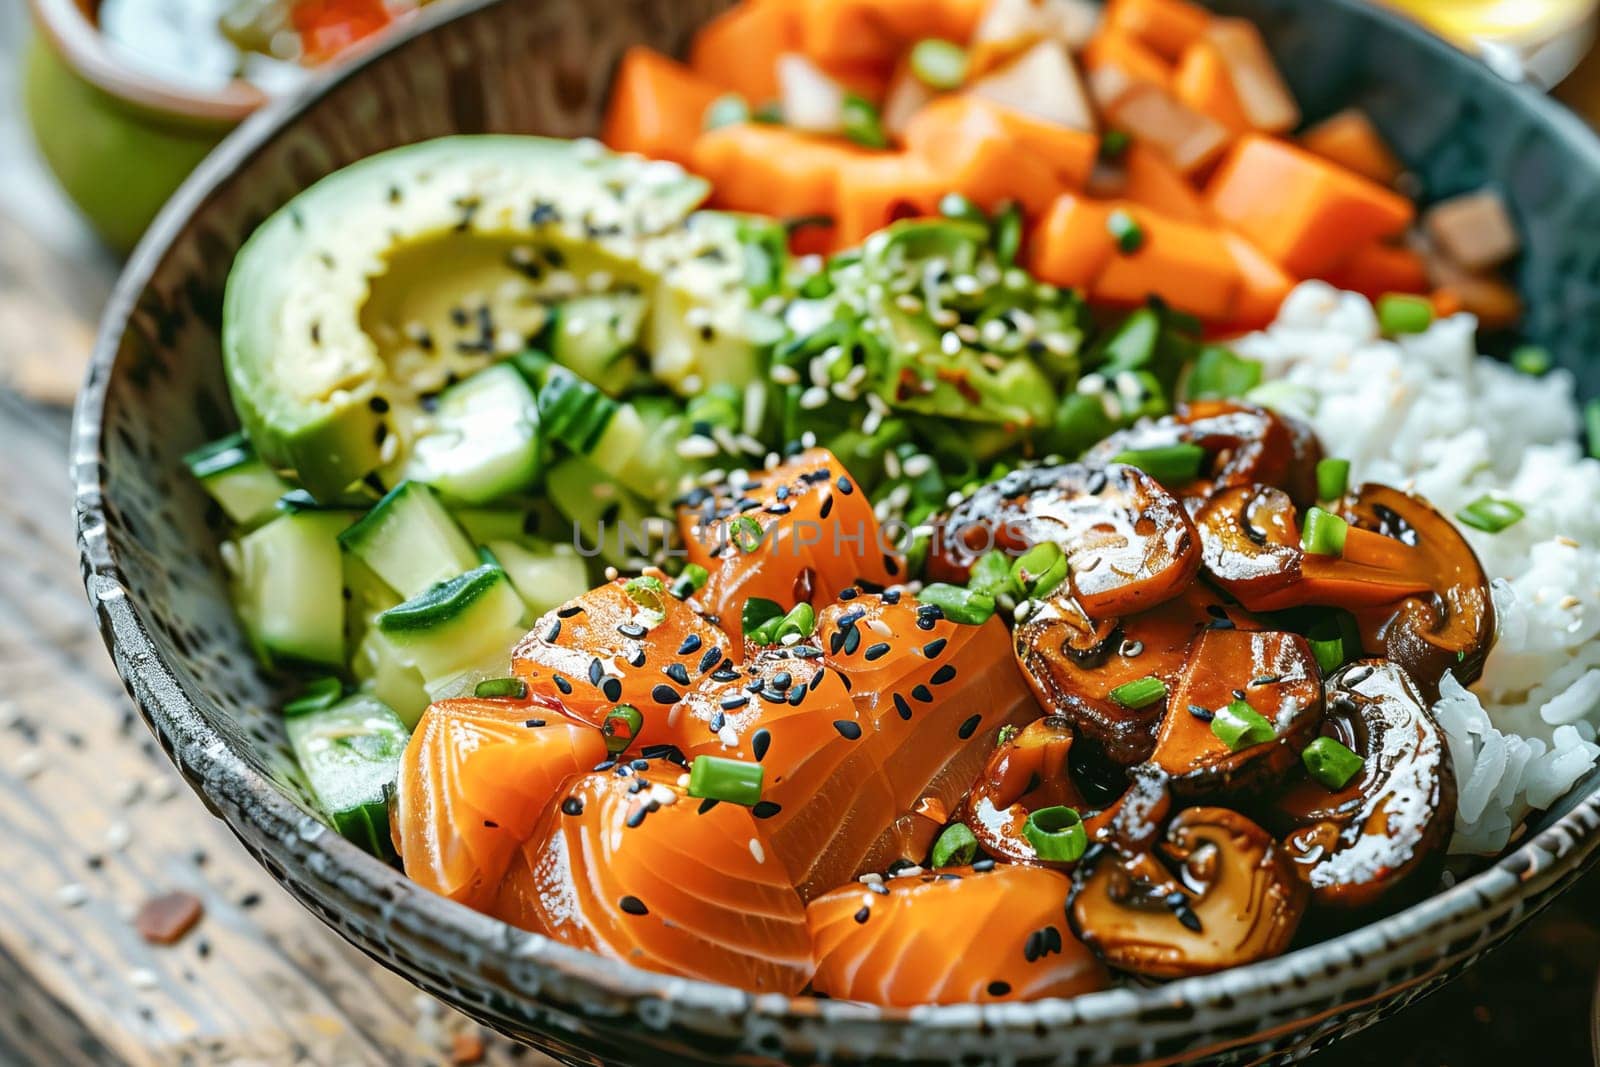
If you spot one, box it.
[77,0,1600,1061]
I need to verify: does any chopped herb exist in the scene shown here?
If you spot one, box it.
[1112,443,1206,486]
[1316,458,1351,502]
[1108,676,1167,709]
[1377,293,1433,336]
[1300,506,1348,557]
[1210,699,1275,751]
[1022,806,1086,862]
[1107,209,1144,254]
[1455,495,1525,534]
[687,755,764,806]
[474,677,528,700]
[909,37,969,90]
[1302,736,1364,790]
[930,822,978,868]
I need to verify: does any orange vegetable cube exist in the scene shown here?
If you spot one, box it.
[602,47,727,166]
[1322,242,1429,300]
[689,1,801,104]
[1202,18,1299,134]
[691,124,868,219]
[1173,39,1250,132]
[833,152,946,246]
[1221,232,1294,328]
[1120,140,1210,222]
[903,97,1065,215]
[1103,0,1213,61]
[1082,29,1173,90]
[1206,134,1415,276]
[1103,81,1233,176]
[1298,108,1403,187]
[1029,194,1118,289]
[1091,204,1241,320]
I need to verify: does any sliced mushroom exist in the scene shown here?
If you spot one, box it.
[1069,805,1308,978]
[929,462,1200,620]
[1264,660,1455,910]
[1194,483,1494,693]
[1145,628,1324,796]
[1087,401,1323,508]
[1338,485,1496,692]
[961,716,1091,865]
[1015,586,1260,766]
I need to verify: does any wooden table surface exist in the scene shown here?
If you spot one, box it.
[2,5,1598,1065]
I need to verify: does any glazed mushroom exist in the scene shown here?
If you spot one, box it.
[1069,804,1309,978]
[1144,628,1324,796]
[1015,587,1261,766]
[960,716,1091,865]
[1263,660,1456,910]
[928,462,1201,619]
[1194,482,1495,693]
[1086,401,1323,508]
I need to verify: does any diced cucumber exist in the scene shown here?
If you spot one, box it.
[451,501,568,545]
[544,291,647,395]
[526,357,620,455]
[485,539,590,616]
[375,564,525,686]
[615,395,702,505]
[404,363,542,505]
[354,627,432,729]
[285,693,409,857]
[524,355,676,503]
[545,455,664,569]
[230,510,354,668]
[185,432,292,528]
[587,402,650,489]
[338,481,478,599]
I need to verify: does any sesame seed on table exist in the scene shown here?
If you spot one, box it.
[0,4,1597,1063]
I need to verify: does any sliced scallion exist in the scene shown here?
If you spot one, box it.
[729,514,766,553]
[687,754,764,806]
[1109,676,1167,710]
[1300,506,1348,557]
[1022,806,1087,862]
[742,596,784,639]
[938,192,988,228]
[1377,293,1433,336]
[1315,457,1351,502]
[1111,443,1206,486]
[602,705,644,755]
[623,574,666,616]
[1302,736,1364,790]
[930,822,979,868]
[774,602,816,642]
[994,200,1023,267]
[1010,542,1068,599]
[1107,208,1144,254]
[1186,344,1261,400]
[284,677,343,717]
[670,563,710,599]
[1511,344,1552,376]
[1210,699,1275,751]
[842,94,889,149]
[968,550,1023,600]
[917,583,996,625]
[1305,611,1359,676]
[474,677,529,700]
[703,93,750,130]
[1585,399,1600,461]
[909,38,969,90]
[1455,495,1524,533]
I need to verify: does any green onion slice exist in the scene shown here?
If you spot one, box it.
[917,583,997,626]
[1107,208,1144,254]
[1305,611,1359,676]
[1186,344,1262,401]
[1109,676,1167,710]
[474,677,529,700]
[1455,495,1525,534]
[937,192,988,227]
[623,574,666,616]
[742,597,784,639]
[602,705,644,755]
[1022,806,1087,862]
[284,677,343,717]
[930,822,979,868]
[1377,293,1433,336]
[968,550,1023,600]
[909,37,969,90]
[1511,344,1552,376]
[842,94,889,149]
[670,563,710,600]
[1589,399,1600,461]
[687,755,764,806]
[1315,458,1351,502]
[703,93,750,130]
[993,200,1023,267]
[1111,443,1206,486]
[1010,542,1068,599]
[1302,736,1364,790]
[774,602,817,642]
[1210,699,1276,752]
[1300,506,1348,557]
[729,515,766,553]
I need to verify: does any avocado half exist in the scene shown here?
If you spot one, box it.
[221,136,717,500]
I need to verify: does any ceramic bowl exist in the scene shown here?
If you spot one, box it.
[73,0,1600,1062]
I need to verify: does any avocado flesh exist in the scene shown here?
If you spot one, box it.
[222,136,715,500]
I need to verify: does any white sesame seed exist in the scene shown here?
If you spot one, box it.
[867,619,893,637]
[770,365,801,385]
[749,838,766,864]
[676,435,720,459]
[858,872,884,885]
[128,969,161,992]
[55,883,89,909]
[105,821,132,851]
[650,784,678,806]
[736,434,766,456]
[718,725,739,748]
[830,381,859,402]
[712,426,742,454]
[799,386,830,410]
[895,294,924,314]
[801,431,817,448]
[681,374,704,394]
[890,864,924,879]
[941,331,963,356]
[13,749,45,780]
[903,455,933,478]
[861,410,883,437]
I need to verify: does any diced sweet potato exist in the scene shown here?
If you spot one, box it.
[1202,18,1299,134]
[1423,190,1521,272]
[1102,0,1212,61]
[1103,81,1233,175]
[1298,109,1403,187]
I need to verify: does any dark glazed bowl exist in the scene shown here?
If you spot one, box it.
[73,0,1600,1063]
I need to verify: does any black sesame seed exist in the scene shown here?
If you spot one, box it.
[972,858,996,872]
[553,674,573,695]
[619,896,649,916]
[561,797,584,816]
[833,720,863,740]
[602,678,623,701]
[720,694,749,711]
[652,684,680,705]
[922,638,948,658]
[842,627,861,656]
[1187,704,1214,722]
[931,665,957,685]
[913,685,934,704]
[665,663,691,686]
[625,806,648,828]
[546,620,562,642]
[699,647,723,674]
[853,906,871,924]
[894,693,913,721]
[864,642,891,661]
[818,494,834,519]
[752,729,772,762]
[882,590,901,605]
[697,798,719,814]
[558,604,584,618]
[524,719,546,728]
[752,801,782,819]
[788,687,805,706]
[987,982,1011,997]
[709,711,727,733]
[628,649,647,668]
[678,635,702,656]
[588,659,604,686]
[837,476,854,495]
[1024,931,1043,962]
[838,587,858,600]
[618,623,649,639]
[957,714,981,739]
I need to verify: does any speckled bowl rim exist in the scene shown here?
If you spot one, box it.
[72,0,1600,1055]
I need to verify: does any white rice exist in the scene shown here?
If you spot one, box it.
[1235,281,1600,854]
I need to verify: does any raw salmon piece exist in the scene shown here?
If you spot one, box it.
[676,448,899,647]
[676,646,899,898]
[491,763,814,994]
[807,865,1109,1005]
[511,577,725,748]
[394,696,606,910]
[818,591,1038,816]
